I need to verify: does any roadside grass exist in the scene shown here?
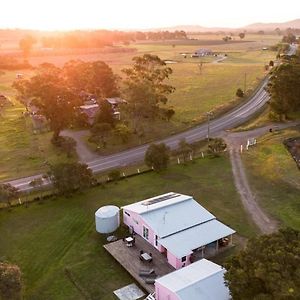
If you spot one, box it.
[0,156,258,299]
[232,106,272,132]
[242,126,300,230]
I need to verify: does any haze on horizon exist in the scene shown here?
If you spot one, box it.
[1,0,299,31]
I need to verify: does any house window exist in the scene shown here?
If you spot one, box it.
[143,226,149,240]
[155,235,158,247]
[181,256,186,262]
[125,211,130,217]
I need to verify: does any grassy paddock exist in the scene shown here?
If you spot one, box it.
[242,126,300,230]
[0,156,257,299]
[0,34,279,179]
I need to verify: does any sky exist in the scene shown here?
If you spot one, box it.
[0,0,299,31]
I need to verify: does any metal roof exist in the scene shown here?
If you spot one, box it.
[158,219,236,258]
[141,198,216,238]
[156,259,230,300]
[122,192,194,215]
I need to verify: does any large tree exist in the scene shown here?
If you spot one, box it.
[267,55,300,120]
[122,54,175,129]
[225,228,300,300]
[0,262,22,300]
[63,60,119,97]
[13,63,80,141]
[145,143,170,172]
[48,162,95,195]
[94,99,115,126]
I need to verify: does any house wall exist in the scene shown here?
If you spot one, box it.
[166,251,192,269]
[123,209,157,248]
[123,209,194,270]
[155,282,180,300]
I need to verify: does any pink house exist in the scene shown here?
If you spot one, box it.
[122,192,235,269]
[154,258,230,300]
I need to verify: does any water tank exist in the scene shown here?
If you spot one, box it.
[95,205,120,234]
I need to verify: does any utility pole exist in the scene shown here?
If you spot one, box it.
[244,73,247,94]
[206,111,213,143]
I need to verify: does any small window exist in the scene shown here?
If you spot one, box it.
[143,226,149,240]
[181,256,186,262]
[125,211,130,217]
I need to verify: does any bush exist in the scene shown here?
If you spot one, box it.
[236,88,244,98]
[145,143,170,172]
[108,169,121,181]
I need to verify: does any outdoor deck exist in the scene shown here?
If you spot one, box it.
[104,235,174,294]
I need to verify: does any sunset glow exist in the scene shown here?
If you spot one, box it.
[1,0,300,30]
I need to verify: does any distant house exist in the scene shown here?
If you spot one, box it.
[122,192,235,269]
[79,97,126,124]
[155,258,230,300]
[191,48,213,57]
[79,104,99,124]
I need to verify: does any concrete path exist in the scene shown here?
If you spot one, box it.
[61,129,101,162]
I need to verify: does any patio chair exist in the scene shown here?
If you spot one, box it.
[145,277,156,284]
[139,269,155,276]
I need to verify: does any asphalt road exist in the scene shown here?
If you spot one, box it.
[6,45,298,192]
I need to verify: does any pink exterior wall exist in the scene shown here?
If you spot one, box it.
[155,281,180,300]
[123,209,192,269]
[166,251,192,269]
[123,209,157,248]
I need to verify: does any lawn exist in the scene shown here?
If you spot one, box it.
[0,156,258,299]
[242,126,300,230]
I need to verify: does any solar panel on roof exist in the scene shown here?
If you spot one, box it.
[142,193,180,206]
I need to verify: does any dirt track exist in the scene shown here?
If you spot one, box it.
[223,122,300,234]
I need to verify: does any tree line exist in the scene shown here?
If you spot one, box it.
[267,50,300,120]
[40,30,187,49]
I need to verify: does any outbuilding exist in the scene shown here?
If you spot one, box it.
[155,258,230,300]
[122,192,235,269]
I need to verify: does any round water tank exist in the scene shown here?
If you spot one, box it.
[95,205,120,234]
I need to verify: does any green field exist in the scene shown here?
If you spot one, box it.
[0,34,280,179]
[242,126,300,230]
[0,156,257,299]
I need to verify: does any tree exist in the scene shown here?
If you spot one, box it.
[19,35,36,61]
[0,183,19,207]
[267,55,300,120]
[13,63,80,142]
[114,123,131,143]
[122,54,175,129]
[48,162,95,195]
[90,122,112,148]
[94,99,115,126]
[238,32,245,39]
[108,169,121,181]
[59,137,76,157]
[63,60,119,97]
[225,228,300,300]
[208,138,227,156]
[236,88,244,98]
[282,33,296,44]
[0,262,22,300]
[161,108,175,121]
[145,143,170,172]
[275,27,281,36]
[177,138,192,162]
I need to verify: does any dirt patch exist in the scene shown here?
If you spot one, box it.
[284,137,300,169]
